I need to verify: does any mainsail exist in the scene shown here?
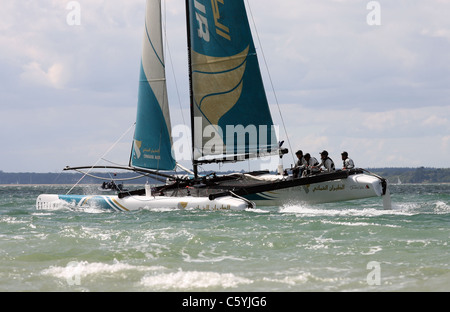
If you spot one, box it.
[187,0,278,165]
[131,0,176,171]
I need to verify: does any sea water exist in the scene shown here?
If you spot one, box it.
[0,184,448,292]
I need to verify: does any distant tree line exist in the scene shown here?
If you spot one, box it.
[369,167,450,184]
[1,167,449,185]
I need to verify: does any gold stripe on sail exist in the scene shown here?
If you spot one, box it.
[191,46,249,125]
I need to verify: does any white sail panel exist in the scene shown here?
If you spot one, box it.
[131,0,176,170]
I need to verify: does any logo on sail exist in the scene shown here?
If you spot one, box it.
[192,45,249,126]
[133,139,162,160]
[211,0,231,40]
[133,140,142,159]
[194,0,231,42]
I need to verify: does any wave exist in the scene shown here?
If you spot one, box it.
[181,247,246,263]
[140,269,252,290]
[434,200,450,214]
[279,204,414,217]
[280,198,450,217]
[41,259,157,282]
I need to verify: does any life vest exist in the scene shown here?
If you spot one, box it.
[325,157,335,171]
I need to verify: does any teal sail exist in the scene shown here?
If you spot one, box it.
[131,0,176,171]
[187,0,278,163]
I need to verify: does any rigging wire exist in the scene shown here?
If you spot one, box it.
[66,122,136,195]
[245,0,295,164]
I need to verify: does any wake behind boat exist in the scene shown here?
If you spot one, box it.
[36,0,391,211]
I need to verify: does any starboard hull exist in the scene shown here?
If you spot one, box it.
[36,194,251,212]
[159,170,390,209]
[243,173,385,206]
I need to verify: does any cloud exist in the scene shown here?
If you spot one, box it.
[275,104,450,168]
[20,62,68,88]
[255,0,450,111]
[443,136,450,151]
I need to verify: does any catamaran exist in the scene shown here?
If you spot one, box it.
[36,0,391,211]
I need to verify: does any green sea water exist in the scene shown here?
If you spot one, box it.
[0,184,449,292]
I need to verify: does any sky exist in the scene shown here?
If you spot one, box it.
[1,0,449,173]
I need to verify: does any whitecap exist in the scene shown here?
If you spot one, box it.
[246,208,270,213]
[262,272,312,285]
[0,216,28,224]
[181,247,245,263]
[435,201,450,214]
[262,271,339,286]
[321,220,400,228]
[280,204,413,217]
[41,259,154,281]
[360,246,383,255]
[140,269,252,290]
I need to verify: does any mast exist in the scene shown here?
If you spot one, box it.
[185,0,198,180]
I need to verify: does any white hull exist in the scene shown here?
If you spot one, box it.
[162,171,391,209]
[243,173,387,206]
[36,194,251,212]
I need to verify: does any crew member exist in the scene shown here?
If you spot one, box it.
[316,150,335,172]
[341,151,355,170]
[293,150,307,178]
[303,153,319,175]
